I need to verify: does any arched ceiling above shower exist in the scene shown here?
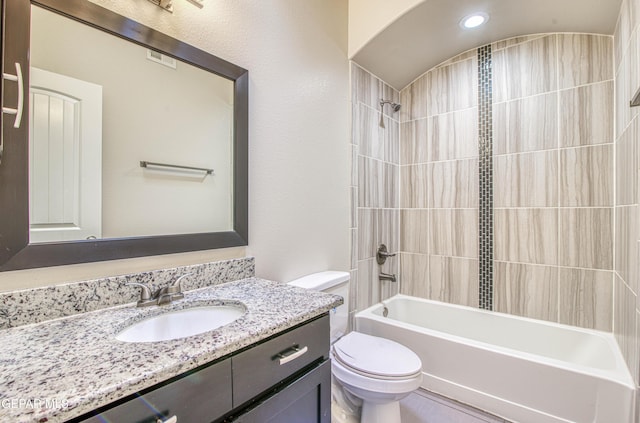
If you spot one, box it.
[350,0,622,90]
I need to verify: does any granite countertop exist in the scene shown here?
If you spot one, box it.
[0,277,342,423]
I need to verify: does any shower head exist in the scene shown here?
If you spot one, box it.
[380,100,401,112]
[379,100,402,128]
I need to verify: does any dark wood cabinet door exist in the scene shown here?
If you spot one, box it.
[231,359,331,423]
[72,358,232,423]
[0,0,29,266]
[232,315,329,407]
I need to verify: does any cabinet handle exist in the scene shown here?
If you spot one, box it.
[2,62,24,129]
[276,345,308,365]
[156,416,177,423]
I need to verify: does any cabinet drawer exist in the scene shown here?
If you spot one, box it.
[232,315,329,407]
[75,358,231,423]
[231,359,331,423]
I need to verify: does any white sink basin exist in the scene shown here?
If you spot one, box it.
[116,305,245,343]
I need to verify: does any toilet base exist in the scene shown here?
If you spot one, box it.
[331,377,360,423]
[361,400,401,423]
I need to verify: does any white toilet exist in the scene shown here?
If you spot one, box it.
[288,271,422,423]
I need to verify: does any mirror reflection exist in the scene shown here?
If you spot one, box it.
[29,6,234,243]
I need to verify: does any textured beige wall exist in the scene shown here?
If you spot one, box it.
[0,0,350,291]
[348,0,423,58]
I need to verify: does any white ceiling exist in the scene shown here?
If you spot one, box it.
[352,0,622,90]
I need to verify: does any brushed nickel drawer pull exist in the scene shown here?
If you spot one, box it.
[276,345,308,365]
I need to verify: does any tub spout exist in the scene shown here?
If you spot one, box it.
[379,272,397,283]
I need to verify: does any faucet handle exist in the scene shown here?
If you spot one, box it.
[126,282,152,301]
[170,273,192,293]
[376,244,396,265]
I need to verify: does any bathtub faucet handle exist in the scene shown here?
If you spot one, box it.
[376,244,396,265]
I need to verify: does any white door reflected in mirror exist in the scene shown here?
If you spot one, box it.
[29,67,102,243]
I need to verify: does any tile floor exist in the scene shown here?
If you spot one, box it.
[400,389,510,423]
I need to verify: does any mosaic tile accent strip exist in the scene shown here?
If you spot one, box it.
[0,257,255,329]
[478,45,494,310]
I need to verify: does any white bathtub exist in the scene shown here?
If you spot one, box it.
[355,294,635,423]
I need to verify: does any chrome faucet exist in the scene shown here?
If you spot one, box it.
[379,272,397,283]
[127,273,191,307]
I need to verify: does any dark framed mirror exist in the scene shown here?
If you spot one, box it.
[0,0,248,271]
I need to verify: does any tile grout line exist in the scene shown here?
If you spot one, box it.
[400,251,616,273]
[612,10,619,343]
[400,142,615,166]
[402,105,479,123]
[403,77,613,125]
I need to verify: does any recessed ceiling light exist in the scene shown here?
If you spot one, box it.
[461,13,489,29]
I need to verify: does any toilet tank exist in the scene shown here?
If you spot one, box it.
[288,271,349,343]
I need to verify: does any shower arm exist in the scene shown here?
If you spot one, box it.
[378,100,401,128]
[380,100,401,111]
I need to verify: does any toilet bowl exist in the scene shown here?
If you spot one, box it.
[332,331,422,423]
[288,271,423,423]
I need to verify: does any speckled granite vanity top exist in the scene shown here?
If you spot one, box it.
[0,277,342,422]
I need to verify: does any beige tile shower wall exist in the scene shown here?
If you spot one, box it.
[350,64,401,324]
[363,33,616,338]
[614,0,640,398]
[399,53,479,308]
[492,34,614,330]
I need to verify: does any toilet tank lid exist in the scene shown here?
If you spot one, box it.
[288,271,350,290]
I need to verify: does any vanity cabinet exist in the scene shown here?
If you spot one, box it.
[229,359,330,423]
[229,315,331,423]
[71,315,330,423]
[74,359,233,423]
[232,313,329,407]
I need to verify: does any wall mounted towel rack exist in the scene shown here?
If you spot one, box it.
[139,161,214,175]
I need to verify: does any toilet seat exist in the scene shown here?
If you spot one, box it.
[332,358,422,397]
[332,332,422,380]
